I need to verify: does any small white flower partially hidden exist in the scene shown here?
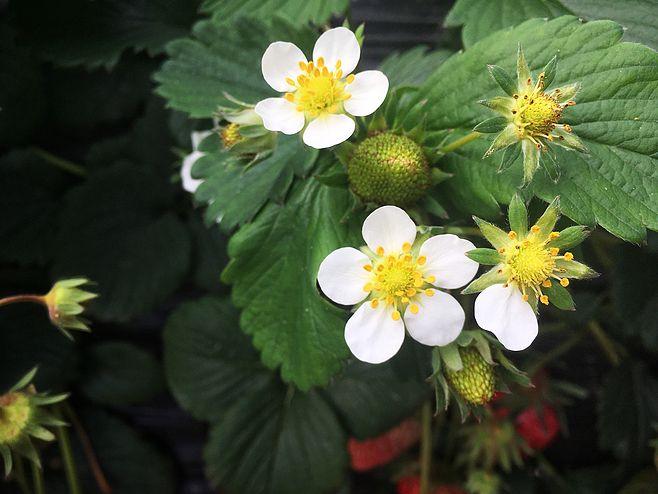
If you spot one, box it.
[255,27,389,149]
[180,130,213,193]
[317,206,479,364]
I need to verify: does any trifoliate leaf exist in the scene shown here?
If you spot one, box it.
[200,0,348,25]
[407,17,658,242]
[560,0,658,50]
[445,0,569,47]
[194,134,318,231]
[12,0,200,69]
[155,17,316,117]
[53,163,191,322]
[379,47,452,88]
[222,159,362,390]
[79,342,165,406]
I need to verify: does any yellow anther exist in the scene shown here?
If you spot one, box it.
[417,256,426,265]
[498,248,506,254]
[386,295,394,305]
[299,61,307,71]
[550,247,559,256]
[377,265,384,272]
[297,74,308,85]
[542,279,552,288]
[531,225,540,234]
[284,93,295,102]
[406,288,416,297]
[285,77,296,86]
[307,61,314,71]
[550,231,560,239]
[564,252,574,261]
[376,246,385,256]
[522,294,529,302]
[346,74,355,84]
[322,67,330,76]
[401,297,409,303]
[370,299,379,309]
[410,304,419,314]
[402,242,412,253]
[335,60,342,69]
[564,124,572,132]
[316,57,325,68]
[560,277,569,287]
[540,295,549,305]
[395,290,404,297]
[335,69,343,79]
[425,289,434,297]
[363,264,372,272]
[363,283,373,292]
[508,231,517,239]
[392,310,401,321]
[425,275,436,284]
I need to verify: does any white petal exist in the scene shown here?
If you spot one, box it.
[191,130,212,149]
[254,98,305,135]
[404,291,465,347]
[317,247,371,305]
[420,234,479,289]
[344,71,389,117]
[180,150,205,193]
[261,41,306,92]
[345,303,405,364]
[361,205,416,255]
[313,27,360,75]
[474,284,538,351]
[302,114,355,149]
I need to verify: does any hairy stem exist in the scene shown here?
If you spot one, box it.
[56,419,83,494]
[438,132,481,154]
[30,147,87,177]
[0,295,45,308]
[588,321,621,367]
[30,462,44,494]
[419,401,433,494]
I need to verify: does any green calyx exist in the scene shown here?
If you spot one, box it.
[347,132,431,206]
[446,347,495,405]
[0,393,32,445]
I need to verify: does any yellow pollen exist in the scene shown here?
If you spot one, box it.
[503,235,561,297]
[550,247,559,256]
[425,275,436,284]
[392,310,401,321]
[335,60,342,69]
[425,289,434,297]
[299,61,307,71]
[531,225,540,234]
[363,283,373,292]
[508,231,517,239]
[522,294,529,302]
[363,264,373,272]
[512,87,562,138]
[376,246,385,256]
[402,242,412,253]
[550,231,560,239]
[284,93,295,102]
[370,299,379,308]
[346,74,355,84]
[417,256,426,265]
[285,58,352,117]
[317,57,325,68]
[285,77,296,86]
[560,277,569,287]
[542,280,552,288]
[410,304,419,314]
[498,248,505,254]
[540,295,549,305]
[564,252,574,261]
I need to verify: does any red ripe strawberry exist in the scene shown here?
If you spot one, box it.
[349,418,421,472]
[515,404,559,451]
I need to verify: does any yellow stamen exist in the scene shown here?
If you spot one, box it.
[376,246,385,256]
[346,74,355,84]
[542,279,552,288]
[560,278,569,287]
[370,299,379,308]
[416,256,426,265]
[550,231,560,239]
[564,252,574,261]
[550,247,559,256]
[531,225,540,234]
[410,304,419,314]
[508,231,517,239]
[522,294,529,302]
[391,310,401,321]
[540,295,549,305]
[425,289,434,297]
[402,242,412,253]
[363,264,373,272]
[316,57,325,68]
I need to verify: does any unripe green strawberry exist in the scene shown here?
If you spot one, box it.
[347,132,430,206]
[0,392,32,445]
[446,347,495,405]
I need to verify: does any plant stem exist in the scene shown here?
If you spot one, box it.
[30,463,45,494]
[13,458,32,494]
[438,132,480,154]
[588,321,621,367]
[441,226,483,237]
[30,147,87,177]
[63,403,112,494]
[0,294,45,308]
[56,417,83,494]
[419,401,433,494]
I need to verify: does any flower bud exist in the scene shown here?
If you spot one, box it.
[44,278,97,335]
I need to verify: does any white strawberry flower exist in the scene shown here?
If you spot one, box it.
[255,27,389,149]
[318,206,479,364]
[180,130,212,193]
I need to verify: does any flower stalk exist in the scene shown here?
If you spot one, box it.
[419,401,433,494]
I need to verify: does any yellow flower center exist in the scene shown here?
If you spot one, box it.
[512,89,562,138]
[0,392,31,445]
[284,58,353,118]
[499,228,574,305]
[221,123,243,148]
[362,243,437,320]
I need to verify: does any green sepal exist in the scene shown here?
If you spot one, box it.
[431,167,453,185]
[484,125,517,157]
[334,141,355,168]
[544,282,575,310]
[315,170,348,188]
[473,116,508,133]
[532,196,561,238]
[10,367,38,392]
[521,139,540,184]
[542,55,558,89]
[473,216,509,249]
[548,225,591,250]
[499,143,521,173]
[487,64,516,96]
[553,126,588,153]
[507,193,528,236]
[478,96,513,115]
[551,82,580,103]
[492,348,531,387]
[462,265,506,295]
[466,248,502,265]
[0,444,12,476]
[439,344,463,371]
[516,45,531,88]
[555,259,599,279]
[422,195,449,219]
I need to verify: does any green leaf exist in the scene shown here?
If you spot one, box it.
[408,17,658,242]
[164,297,274,422]
[379,47,452,88]
[508,194,528,235]
[445,0,569,47]
[598,362,658,464]
[326,358,427,439]
[195,135,318,230]
[560,0,658,50]
[79,342,164,406]
[200,0,348,25]
[222,160,362,389]
[205,385,347,494]
[53,163,191,322]
[466,248,502,265]
[13,0,200,69]
[155,17,316,118]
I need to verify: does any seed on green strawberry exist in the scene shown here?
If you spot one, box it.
[446,347,495,405]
